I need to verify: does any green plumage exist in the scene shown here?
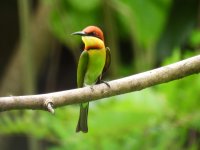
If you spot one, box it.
[76,47,111,133]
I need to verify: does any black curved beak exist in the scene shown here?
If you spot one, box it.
[71,31,86,36]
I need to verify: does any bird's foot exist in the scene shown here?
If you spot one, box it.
[90,85,95,92]
[100,80,110,88]
[84,83,95,92]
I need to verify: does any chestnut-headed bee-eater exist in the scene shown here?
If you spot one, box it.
[72,26,111,133]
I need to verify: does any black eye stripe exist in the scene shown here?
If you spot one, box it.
[87,32,101,39]
[88,32,97,36]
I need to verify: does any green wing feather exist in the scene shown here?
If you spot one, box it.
[102,47,111,75]
[76,50,89,132]
[77,50,89,88]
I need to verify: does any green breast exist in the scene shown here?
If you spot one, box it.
[84,49,106,85]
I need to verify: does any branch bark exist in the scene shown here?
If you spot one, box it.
[0,55,200,112]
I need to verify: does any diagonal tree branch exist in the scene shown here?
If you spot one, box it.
[0,55,200,112]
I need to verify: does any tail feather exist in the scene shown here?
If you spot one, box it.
[76,103,89,133]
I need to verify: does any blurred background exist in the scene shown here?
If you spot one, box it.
[0,0,200,149]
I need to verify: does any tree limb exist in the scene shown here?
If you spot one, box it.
[0,55,200,112]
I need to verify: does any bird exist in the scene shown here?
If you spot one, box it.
[72,26,111,133]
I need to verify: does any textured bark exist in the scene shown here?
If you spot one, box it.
[0,55,200,112]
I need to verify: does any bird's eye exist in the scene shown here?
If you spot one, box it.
[92,32,96,36]
[88,31,100,39]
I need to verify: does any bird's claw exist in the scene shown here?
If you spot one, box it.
[101,80,110,88]
[90,85,95,92]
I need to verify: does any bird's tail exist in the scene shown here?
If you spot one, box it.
[76,102,89,133]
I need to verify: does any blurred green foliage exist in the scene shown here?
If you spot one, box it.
[114,0,171,48]
[1,50,200,150]
[48,0,173,71]
[1,0,200,149]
